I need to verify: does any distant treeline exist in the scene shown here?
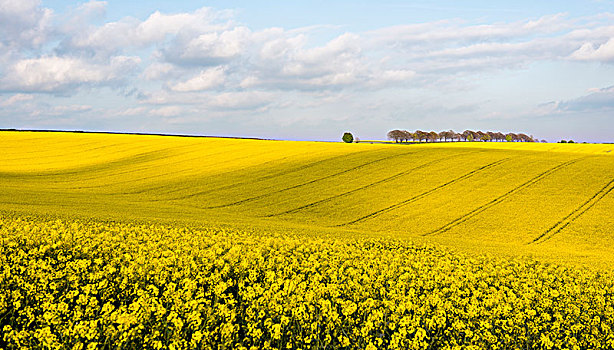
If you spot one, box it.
[387,129,543,143]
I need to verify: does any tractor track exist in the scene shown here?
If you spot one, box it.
[156,151,370,201]
[203,150,420,209]
[423,157,584,236]
[336,156,508,226]
[530,177,614,244]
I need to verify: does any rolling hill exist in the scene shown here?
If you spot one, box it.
[2,130,614,266]
[4,130,614,349]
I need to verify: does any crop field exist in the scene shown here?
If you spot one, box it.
[2,131,614,349]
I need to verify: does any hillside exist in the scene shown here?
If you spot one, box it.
[1,131,614,266]
[4,130,614,349]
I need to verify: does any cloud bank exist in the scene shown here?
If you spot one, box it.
[1,0,613,141]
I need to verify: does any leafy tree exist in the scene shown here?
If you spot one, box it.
[342,132,354,143]
[415,130,426,142]
[385,129,546,145]
[401,130,412,142]
[475,131,485,142]
[518,133,531,142]
[439,131,446,142]
[462,130,473,141]
[440,130,455,142]
[387,130,404,143]
[428,131,439,142]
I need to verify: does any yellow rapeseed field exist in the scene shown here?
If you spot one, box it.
[2,131,614,348]
[2,214,614,349]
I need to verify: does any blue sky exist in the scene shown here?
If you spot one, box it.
[1,1,613,142]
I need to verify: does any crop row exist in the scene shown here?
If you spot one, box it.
[2,214,614,349]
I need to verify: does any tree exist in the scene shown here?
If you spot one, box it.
[384,129,545,145]
[415,130,426,142]
[401,130,412,142]
[475,131,485,142]
[462,130,473,141]
[428,131,439,142]
[518,133,531,142]
[342,132,354,143]
[440,130,455,142]
[387,130,404,143]
[438,131,447,142]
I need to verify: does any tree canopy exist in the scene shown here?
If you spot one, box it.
[342,132,354,143]
[387,129,538,143]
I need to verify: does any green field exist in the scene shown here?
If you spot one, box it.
[2,131,614,349]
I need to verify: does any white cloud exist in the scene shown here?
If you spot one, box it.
[0,0,53,49]
[1,55,141,92]
[117,106,148,116]
[149,106,184,117]
[64,6,231,55]
[258,30,306,61]
[2,2,614,141]
[52,104,92,113]
[570,39,614,62]
[7,3,613,97]
[536,85,614,115]
[164,26,250,65]
[170,66,226,92]
[0,93,34,106]
[207,91,275,110]
[378,70,416,82]
[137,8,229,43]
[142,62,176,81]
[367,14,570,47]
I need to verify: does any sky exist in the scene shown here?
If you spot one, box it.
[1,1,613,142]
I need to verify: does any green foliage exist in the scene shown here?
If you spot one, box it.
[467,134,474,142]
[560,140,568,143]
[506,134,513,142]
[342,132,354,143]
[568,140,575,143]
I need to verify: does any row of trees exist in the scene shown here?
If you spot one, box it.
[387,129,542,143]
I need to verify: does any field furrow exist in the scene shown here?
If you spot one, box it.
[339,157,510,226]
[531,177,614,244]
[157,151,370,201]
[424,157,584,236]
[266,150,484,217]
[202,150,418,209]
